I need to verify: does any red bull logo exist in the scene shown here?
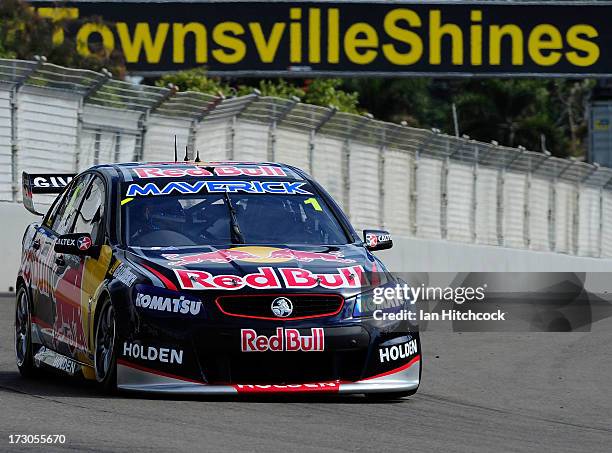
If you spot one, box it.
[174,265,364,290]
[133,165,287,179]
[241,328,325,352]
[162,247,355,266]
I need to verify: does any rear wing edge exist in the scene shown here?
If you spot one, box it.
[22,172,75,216]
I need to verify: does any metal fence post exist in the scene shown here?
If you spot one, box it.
[114,131,121,163]
[268,120,276,162]
[135,111,148,161]
[9,57,44,201]
[579,164,599,256]
[440,135,469,240]
[268,97,299,162]
[549,176,557,252]
[496,160,505,247]
[573,184,580,255]
[187,94,224,160]
[308,106,337,175]
[342,137,351,217]
[228,115,237,161]
[598,186,604,257]
[471,143,479,243]
[524,157,532,249]
[554,159,576,253]
[230,91,261,161]
[378,129,386,230]
[410,145,421,237]
[9,88,18,201]
[440,146,450,240]
[308,130,315,174]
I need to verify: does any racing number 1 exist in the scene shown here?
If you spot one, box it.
[304,198,322,212]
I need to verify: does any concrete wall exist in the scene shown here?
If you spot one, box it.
[376,236,612,273]
[1,203,40,291]
[1,202,611,293]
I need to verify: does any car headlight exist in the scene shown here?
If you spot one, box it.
[350,285,411,318]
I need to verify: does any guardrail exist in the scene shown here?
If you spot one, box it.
[0,57,611,257]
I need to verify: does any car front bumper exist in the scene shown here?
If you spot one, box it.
[116,354,420,395]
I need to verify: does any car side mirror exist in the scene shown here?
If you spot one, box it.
[363,230,393,251]
[54,233,100,258]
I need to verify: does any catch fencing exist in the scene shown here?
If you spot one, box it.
[1,57,611,258]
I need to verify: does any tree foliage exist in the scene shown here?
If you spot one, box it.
[345,78,593,158]
[0,0,125,76]
[156,68,360,113]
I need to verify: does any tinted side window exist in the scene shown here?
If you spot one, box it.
[51,174,93,235]
[73,177,106,243]
[43,190,67,229]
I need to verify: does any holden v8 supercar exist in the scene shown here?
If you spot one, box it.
[15,161,420,398]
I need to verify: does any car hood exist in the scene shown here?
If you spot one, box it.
[125,244,382,293]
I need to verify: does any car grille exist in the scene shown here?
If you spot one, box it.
[215,294,344,320]
[201,350,367,384]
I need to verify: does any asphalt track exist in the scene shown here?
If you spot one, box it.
[0,296,610,452]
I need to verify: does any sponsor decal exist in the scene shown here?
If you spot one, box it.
[163,246,354,266]
[234,382,339,393]
[279,266,364,289]
[32,175,73,190]
[366,233,378,248]
[123,342,184,364]
[241,327,325,352]
[77,235,92,251]
[271,297,293,318]
[109,259,121,275]
[125,180,311,197]
[174,265,363,290]
[134,292,202,315]
[56,237,76,247]
[133,165,287,179]
[366,232,391,248]
[33,346,78,375]
[52,354,77,374]
[163,249,262,265]
[379,339,419,363]
[114,264,138,286]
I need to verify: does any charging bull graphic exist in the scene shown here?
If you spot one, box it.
[162,247,355,267]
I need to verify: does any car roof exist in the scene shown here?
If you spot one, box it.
[90,161,306,182]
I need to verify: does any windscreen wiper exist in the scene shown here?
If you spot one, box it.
[223,192,245,244]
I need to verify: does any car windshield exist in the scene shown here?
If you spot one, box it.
[122,192,349,247]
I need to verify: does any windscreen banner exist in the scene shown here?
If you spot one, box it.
[30,1,612,76]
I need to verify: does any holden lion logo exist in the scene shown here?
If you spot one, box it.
[77,236,92,251]
[271,297,293,318]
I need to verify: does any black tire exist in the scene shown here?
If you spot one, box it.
[94,299,117,393]
[15,286,38,377]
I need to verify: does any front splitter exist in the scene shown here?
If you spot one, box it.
[116,356,420,395]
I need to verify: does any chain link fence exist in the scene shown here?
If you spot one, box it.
[1,57,611,258]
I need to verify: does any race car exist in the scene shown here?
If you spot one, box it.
[15,161,421,398]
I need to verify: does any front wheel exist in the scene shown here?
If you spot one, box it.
[15,286,38,377]
[94,299,117,392]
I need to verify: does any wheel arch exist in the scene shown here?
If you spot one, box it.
[90,287,112,351]
[15,276,34,314]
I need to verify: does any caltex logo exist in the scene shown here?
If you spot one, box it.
[77,236,92,251]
